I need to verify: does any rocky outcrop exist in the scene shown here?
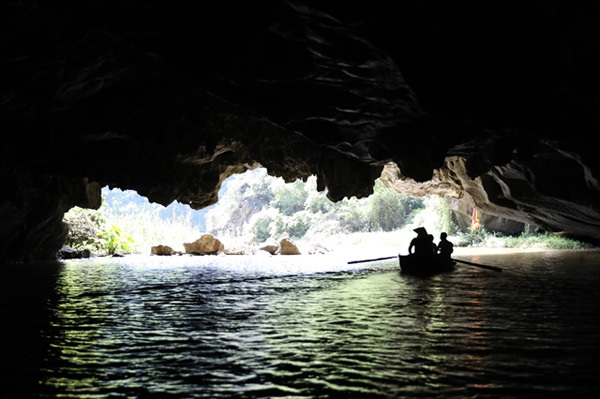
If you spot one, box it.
[382,154,600,240]
[0,170,101,263]
[259,244,279,255]
[151,245,173,256]
[279,238,301,255]
[448,198,525,236]
[1,1,599,262]
[184,235,224,255]
[57,246,92,260]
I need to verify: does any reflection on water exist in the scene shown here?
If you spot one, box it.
[1,251,599,398]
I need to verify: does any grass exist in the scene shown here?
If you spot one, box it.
[452,229,594,250]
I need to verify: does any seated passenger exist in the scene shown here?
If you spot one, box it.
[408,227,434,256]
[437,232,454,259]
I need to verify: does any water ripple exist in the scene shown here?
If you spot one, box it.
[2,251,599,397]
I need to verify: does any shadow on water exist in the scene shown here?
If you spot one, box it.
[0,261,63,396]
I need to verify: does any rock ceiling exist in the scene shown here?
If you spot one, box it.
[1,1,599,262]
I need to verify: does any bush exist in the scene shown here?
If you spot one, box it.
[453,228,593,249]
[63,207,136,255]
[99,224,136,254]
[63,207,106,252]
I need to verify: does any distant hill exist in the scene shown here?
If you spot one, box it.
[101,186,214,231]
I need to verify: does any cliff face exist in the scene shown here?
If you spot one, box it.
[2,1,599,262]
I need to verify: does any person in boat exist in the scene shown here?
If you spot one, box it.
[437,232,454,259]
[428,234,437,254]
[408,227,434,256]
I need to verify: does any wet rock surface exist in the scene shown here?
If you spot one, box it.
[1,1,599,262]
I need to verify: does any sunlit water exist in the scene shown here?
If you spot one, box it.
[1,250,599,398]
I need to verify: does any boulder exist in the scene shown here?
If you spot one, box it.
[259,244,279,255]
[279,238,300,255]
[184,234,224,255]
[57,245,92,259]
[151,245,173,256]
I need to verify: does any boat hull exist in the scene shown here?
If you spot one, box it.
[399,255,455,275]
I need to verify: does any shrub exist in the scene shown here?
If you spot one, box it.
[99,224,136,254]
[63,207,106,252]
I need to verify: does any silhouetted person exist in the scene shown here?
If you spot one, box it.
[428,234,437,254]
[409,227,433,256]
[437,232,454,259]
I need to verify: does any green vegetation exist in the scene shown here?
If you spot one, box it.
[63,187,207,254]
[62,168,594,255]
[99,225,135,255]
[63,206,108,253]
[205,169,426,243]
[454,228,593,250]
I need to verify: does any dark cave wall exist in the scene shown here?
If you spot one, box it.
[0,171,100,263]
[1,0,599,262]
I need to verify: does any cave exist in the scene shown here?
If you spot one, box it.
[2,0,599,263]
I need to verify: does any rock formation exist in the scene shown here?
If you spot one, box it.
[259,244,279,255]
[151,245,174,256]
[57,245,92,260]
[183,235,224,255]
[1,1,599,262]
[279,238,301,255]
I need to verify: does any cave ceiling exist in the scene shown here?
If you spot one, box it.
[1,0,599,261]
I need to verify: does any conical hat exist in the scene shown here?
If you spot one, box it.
[413,227,428,235]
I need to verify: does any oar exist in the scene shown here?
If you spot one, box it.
[348,256,397,264]
[452,258,503,272]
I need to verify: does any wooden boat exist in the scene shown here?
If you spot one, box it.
[399,254,456,275]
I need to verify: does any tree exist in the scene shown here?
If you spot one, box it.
[273,179,308,216]
[365,180,421,231]
[206,169,276,236]
[248,209,279,242]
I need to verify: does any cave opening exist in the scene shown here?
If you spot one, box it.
[61,167,457,257]
[60,167,592,261]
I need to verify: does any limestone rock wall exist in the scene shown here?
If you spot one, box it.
[1,1,599,262]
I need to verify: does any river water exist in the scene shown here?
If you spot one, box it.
[1,250,599,398]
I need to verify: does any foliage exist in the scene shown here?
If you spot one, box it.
[410,195,455,237]
[206,169,430,242]
[63,169,594,254]
[99,225,135,254]
[63,207,107,252]
[454,228,593,250]
[63,207,136,255]
[273,180,308,216]
[100,187,206,254]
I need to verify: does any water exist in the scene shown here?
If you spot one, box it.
[1,250,599,398]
